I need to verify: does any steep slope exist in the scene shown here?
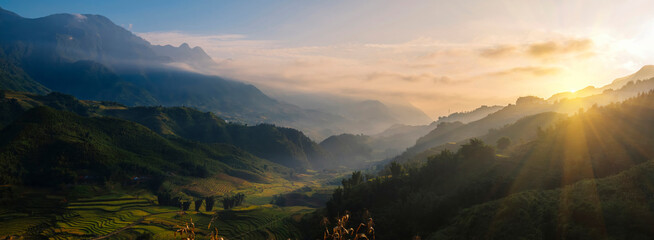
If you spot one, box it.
[319,134,373,168]
[311,90,654,239]
[435,105,503,124]
[0,107,281,186]
[436,158,654,240]
[0,55,49,94]
[0,7,387,139]
[361,104,503,162]
[548,65,654,102]
[401,112,568,166]
[395,76,654,165]
[603,65,654,91]
[263,90,433,138]
[0,91,331,170]
[150,43,217,71]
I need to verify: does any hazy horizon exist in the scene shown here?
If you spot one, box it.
[4,0,654,118]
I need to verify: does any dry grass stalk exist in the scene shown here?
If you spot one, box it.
[174,217,196,240]
[174,214,224,240]
[322,211,375,240]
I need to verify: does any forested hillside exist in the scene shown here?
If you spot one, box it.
[305,91,654,239]
[0,106,282,186]
[0,90,331,170]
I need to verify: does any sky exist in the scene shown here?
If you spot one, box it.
[3,0,654,118]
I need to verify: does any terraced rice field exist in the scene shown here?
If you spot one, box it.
[133,205,309,240]
[45,196,178,239]
[182,205,310,239]
[1,193,312,239]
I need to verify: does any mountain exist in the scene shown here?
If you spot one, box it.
[0,7,366,140]
[400,112,568,167]
[320,106,508,167]
[392,72,654,166]
[603,65,654,91]
[435,105,503,124]
[150,43,217,71]
[0,56,49,94]
[319,134,373,168]
[306,90,654,239]
[0,90,332,170]
[262,89,433,138]
[0,106,283,186]
[548,65,654,102]
[435,159,654,239]
[392,96,550,162]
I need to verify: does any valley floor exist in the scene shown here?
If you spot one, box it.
[0,171,342,239]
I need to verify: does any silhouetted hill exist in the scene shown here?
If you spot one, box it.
[263,90,433,139]
[603,65,654,91]
[436,105,502,124]
[400,112,568,166]
[319,134,373,168]
[394,73,654,166]
[548,65,654,102]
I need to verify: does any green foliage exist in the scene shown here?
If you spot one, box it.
[0,57,49,94]
[435,160,654,239]
[389,162,404,178]
[319,134,373,167]
[458,138,495,161]
[0,106,275,187]
[311,91,654,239]
[194,199,203,211]
[0,90,329,170]
[496,136,511,150]
[205,197,215,212]
[222,193,246,210]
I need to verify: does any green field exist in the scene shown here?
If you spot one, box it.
[0,192,314,239]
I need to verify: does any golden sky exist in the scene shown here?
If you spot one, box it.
[138,0,654,118]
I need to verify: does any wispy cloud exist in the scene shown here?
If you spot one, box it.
[489,66,561,77]
[478,38,594,60]
[479,45,518,58]
[137,31,646,118]
[527,38,593,58]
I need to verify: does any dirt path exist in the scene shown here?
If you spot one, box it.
[90,211,178,240]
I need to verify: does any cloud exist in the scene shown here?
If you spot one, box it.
[479,45,517,58]
[71,13,87,21]
[527,38,593,58]
[489,66,561,77]
[478,38,594,60]
[137,31,629,118]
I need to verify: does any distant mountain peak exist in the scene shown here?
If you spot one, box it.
[637,65,654,71]
[70,13,87,21]
[603,64,654,91]
[180,43,191,49]
[0,7,23,21]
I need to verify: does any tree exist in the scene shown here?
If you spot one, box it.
[222,193,246,210]
[459,138,495,161]
[496,137,511,151]
[342,171,364,190]
[205,197,215,212]
[389,162,404,178]
[194,199,203,211]
[182,201,191,211]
